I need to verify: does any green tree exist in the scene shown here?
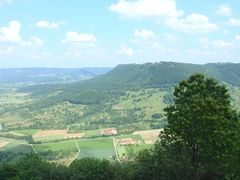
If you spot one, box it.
[16,155,53,180]
[159,74,239,178]
[69,158,115,180]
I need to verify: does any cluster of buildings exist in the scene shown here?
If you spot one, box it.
[101,128,137,145]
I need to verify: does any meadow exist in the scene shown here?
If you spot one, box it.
[77,138,116,160]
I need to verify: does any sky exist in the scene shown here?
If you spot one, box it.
[0,0,240,68]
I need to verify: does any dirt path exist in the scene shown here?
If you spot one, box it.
[67,140,80,166]
[75,140,80,153]
[112,138,120,161]
[31,144,37,154]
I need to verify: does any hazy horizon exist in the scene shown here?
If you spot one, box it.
[0,0,240,68]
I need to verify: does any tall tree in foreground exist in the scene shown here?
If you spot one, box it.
[158,74,239,178]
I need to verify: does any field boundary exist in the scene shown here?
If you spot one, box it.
[112,138,120,161]
[68,140,80,166]
[31,144,37,154]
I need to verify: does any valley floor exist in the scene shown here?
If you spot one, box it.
[0,128,160,165]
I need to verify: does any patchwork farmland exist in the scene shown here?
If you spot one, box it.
[0,128,162,165]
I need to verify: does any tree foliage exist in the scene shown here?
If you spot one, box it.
[159,74,239,178]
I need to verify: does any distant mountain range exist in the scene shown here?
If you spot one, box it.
[0,67,112,83]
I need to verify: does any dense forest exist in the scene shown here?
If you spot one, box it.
[1,74,240,180]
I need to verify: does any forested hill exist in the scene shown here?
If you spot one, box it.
[95,62,240,87]
[0,67,112,83]
[18,62,240,105]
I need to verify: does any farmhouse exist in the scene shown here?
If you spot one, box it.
[117,138,136,145]
[101,128,118,136]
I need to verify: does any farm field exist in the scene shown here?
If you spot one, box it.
[116,145,126,158]
[0,143,33,154]
[77,138,116,160]
[0,125,162,165]
[33,140,78,153]
[33,140,78,165]
[13,129,40,136]
[114,134,144,142]
[32,130,85,142]
[33,130,67,142]
[0,142,34,163]
[129,144,153,154]
[133,129,163,144]
[114,134,150,159]
[82,129,102,138]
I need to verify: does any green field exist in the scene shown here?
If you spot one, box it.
[0,143,33,154]
[32,140,78,165]
[33,135,66,143]
[13,129,40,136]
[83,129,102,138]
[115,134,144,142]
[0,142,34,164]
[34,140,77,153]
[131,144,153,152]
[117,146,126,157]
[116,143,153,159]
[77,138,115,160]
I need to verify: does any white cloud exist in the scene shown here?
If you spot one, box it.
[108,0,182,19]
[229,18,240,26]
[199,38,232,49]
[23,36,43,47]
[163,33,179,42]
[134,29,155,40]
[235,35,240,41]
[118,45,135,56]
[0,21,21,42]
[223,30,229,35]
[36,20,64,29]
[62,31,96,43]
[216,4,232,16]
[165,13,218,33]
[0,20,44,59]
[27,51,51,59]
[0,46,14,54]
[0,0,12,6]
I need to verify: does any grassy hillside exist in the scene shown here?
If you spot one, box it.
[1,62,240,130]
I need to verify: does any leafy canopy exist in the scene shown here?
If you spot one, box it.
[160,74,239,175]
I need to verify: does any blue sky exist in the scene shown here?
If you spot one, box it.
[0,0,240,67]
